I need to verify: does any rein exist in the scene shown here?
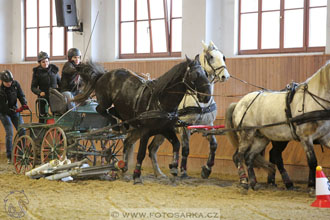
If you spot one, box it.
[230,75,269,90]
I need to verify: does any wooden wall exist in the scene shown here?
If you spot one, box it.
[1,54,330,180]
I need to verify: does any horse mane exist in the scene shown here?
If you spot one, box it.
[74,61,106,104]
[305,60,330,85]
[152,61,188,96]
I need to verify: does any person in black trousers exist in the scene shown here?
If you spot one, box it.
[31,51,61,123]
[0,70,28,163]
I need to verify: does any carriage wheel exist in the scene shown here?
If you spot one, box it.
[12,135,36,174]
[100,138,124,166]
[40,127,67,164]
[69,139,97,166]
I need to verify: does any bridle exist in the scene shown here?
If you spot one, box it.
[204,49,227,84]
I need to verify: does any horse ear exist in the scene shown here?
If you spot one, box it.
[202,40,208,51]
[194,54,200,65]
[185,55,192,63]
[210,40,218,50]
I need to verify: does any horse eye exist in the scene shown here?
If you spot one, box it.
[210,55,213,59]
[223,56,226,62]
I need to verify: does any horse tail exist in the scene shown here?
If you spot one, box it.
[225,102,239,148]
[73,61,105,104]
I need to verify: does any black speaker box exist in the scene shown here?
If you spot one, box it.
[55,0,78,27]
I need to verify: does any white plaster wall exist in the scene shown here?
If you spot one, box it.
[205,0,223,50]
[0,0,13,63]
[90,0,116,62]
[326,0,330,54]
[182,0,206,59]
[184,0,236,58]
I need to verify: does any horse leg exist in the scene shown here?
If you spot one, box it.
[148,135,166,178]
[234,141,251,191]
[300,139,317,190]
[269,141,294,189]
[163,129,180,177]
[96,105,120,132]
[180,127,190,178]
[201,134,217,179]
[245,138,270,190]
[123,130,140,173]
[133,136,149,184]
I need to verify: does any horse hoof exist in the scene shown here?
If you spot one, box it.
[133,178,143,185]
[285,182,294,190]
[170,168,178,176]
[122,166,128,173]
[201,166,211,179]
[155,173,167,179]
[308,187,316,197]
[181,172,189,179]
[267,182,277,188]
[239,186,248,195]
[251,183,261,191]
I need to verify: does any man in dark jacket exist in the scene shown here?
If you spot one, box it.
[0,70,28,163]
[60,48,81,109]
[31,51,61,123]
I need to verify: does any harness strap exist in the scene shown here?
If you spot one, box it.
[285,82,300,141]
[178,103,217,117]
[238,91,262,129]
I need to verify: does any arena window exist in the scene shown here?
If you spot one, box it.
[24,0,72,61]
[119,0,182,59]
[238,0,327,55]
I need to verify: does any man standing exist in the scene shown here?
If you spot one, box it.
[0,70,28,163]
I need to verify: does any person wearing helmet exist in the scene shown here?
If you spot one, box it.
[31,51,61,123]
[60,48,81,109]
[0,70,28,164]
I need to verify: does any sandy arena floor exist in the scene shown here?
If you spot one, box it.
[1,153,330,220]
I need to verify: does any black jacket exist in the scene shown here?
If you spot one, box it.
[0,81,27,115]
[60,61,80,93]
[31,64,61,98]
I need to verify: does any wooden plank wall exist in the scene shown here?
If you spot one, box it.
[1,54,330,180]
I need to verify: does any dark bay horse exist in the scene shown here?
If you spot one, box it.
[147,41,230,179]
[74,57,211,184]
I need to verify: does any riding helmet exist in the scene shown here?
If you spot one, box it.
[68,48,81,60]
[38,51,49,62]
[1,70,14,82]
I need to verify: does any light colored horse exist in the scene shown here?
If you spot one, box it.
[225,61,330,190]
[147,41,230,178]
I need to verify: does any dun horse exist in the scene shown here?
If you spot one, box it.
[225,62,330,191]
[74,57,211,184]
[147,41,230,178]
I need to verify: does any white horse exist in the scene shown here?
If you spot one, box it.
[147,41,230,178]
[225,61,330,191]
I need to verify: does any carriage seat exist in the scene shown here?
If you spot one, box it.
[49,88,68,115]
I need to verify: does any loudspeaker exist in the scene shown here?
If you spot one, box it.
[55,0,78,27]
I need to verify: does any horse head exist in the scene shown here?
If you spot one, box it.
[185,55,211,103]
[200,41,230,83]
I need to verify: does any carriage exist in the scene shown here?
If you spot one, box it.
[11,93,126,176]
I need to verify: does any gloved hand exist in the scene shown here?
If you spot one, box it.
[15,105,29,113]
[15,107,23,113]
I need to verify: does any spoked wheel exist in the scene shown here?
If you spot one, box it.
[12,135,36,174]
[41,127,67,164]
[100,138,124,166]
[69,139,97,166]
